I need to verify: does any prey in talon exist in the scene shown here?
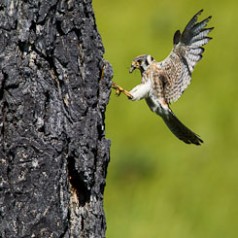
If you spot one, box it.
[112,10,213,145]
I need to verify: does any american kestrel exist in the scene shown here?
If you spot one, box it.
[112,9,213,145]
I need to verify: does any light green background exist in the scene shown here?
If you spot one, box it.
[93,1,238,237]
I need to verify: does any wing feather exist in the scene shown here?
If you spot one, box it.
[159,10,213,103]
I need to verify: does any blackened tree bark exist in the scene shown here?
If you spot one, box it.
[0,1,112,237]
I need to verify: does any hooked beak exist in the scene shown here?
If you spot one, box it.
[129,65,136,73]
[129,61,137,73]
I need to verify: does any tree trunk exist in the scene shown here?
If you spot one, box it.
[0,1,112,237]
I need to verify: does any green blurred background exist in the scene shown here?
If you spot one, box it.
[93,0,238,237]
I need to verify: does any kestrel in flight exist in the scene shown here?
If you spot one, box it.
[112,10,213,145]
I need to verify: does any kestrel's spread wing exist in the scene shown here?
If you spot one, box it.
[159,9,213,104]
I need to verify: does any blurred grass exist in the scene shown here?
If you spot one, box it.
[93,0,238,237]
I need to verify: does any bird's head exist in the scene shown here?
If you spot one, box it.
[129,54,154,74]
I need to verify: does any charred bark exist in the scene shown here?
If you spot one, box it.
[0,1,112,237]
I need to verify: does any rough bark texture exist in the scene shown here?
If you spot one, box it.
[0,1,112,237]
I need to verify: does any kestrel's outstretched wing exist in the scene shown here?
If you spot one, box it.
[159,9,213,104]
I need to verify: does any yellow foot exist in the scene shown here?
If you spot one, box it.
[112,82,133,99]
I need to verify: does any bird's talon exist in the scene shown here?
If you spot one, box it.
[115,89,121,96]
[112,82,132,98]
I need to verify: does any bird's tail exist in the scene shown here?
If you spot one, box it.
[162,109,203,145]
